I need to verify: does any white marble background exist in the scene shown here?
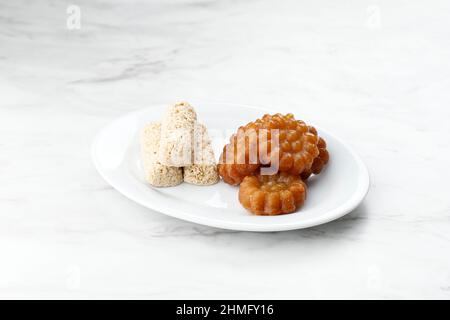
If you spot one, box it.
[1,0,450,299]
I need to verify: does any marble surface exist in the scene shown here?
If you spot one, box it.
[1,0,450,299]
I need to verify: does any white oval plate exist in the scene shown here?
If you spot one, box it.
[92,102,369,232]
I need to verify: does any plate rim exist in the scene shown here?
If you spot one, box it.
[92,102,370,232]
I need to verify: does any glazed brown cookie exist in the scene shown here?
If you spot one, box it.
[239,172,307,215]
[301,131,329,180]
[218,113,320,185]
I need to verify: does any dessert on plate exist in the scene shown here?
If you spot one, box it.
[239,172,307,215]
[140,103,329,216]
[218,113,329,215]
[140,122,183,187]
[218,113,320,185]
[140,102,218,187]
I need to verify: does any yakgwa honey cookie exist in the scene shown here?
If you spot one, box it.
[238,172,307,215]
[301,132,329,180]
[218,113,320,185]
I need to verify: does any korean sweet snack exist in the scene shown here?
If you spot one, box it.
[218,113,329,215]
[140,102,218,187]
[140,105,329,216]
[141,122,183,187]
[218,113,320,185]
[239,172,307,215]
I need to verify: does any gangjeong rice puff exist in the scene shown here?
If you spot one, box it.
[184,123,219,186]
[158,102,197,167]
[140,122,183,187]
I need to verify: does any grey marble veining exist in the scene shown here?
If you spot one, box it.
[1,0,450,299]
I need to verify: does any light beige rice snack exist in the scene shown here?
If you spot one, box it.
[158,102,197,167]
[141,122,183,187]
[184,123,219,185]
